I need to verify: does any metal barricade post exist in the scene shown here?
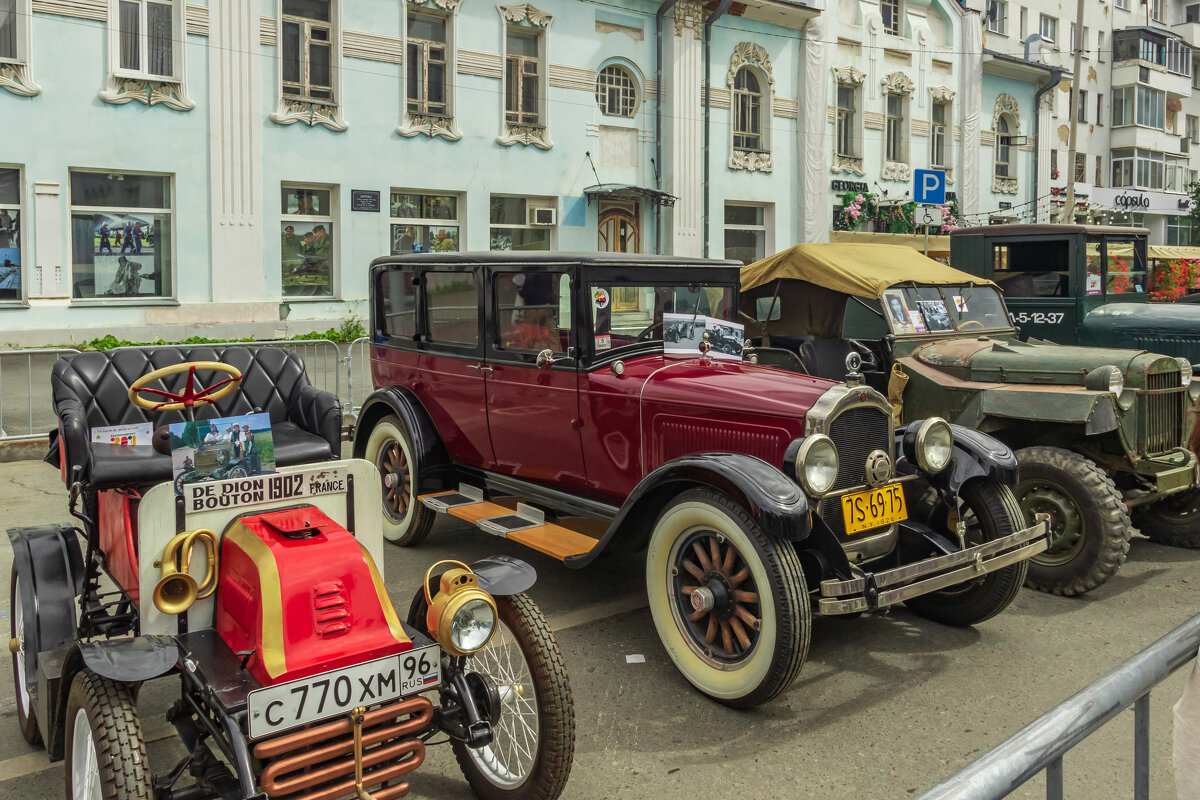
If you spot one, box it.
[0,348,81,441]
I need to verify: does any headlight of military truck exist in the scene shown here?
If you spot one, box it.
[1084,365,1124,396]
[1177,357,1193,387]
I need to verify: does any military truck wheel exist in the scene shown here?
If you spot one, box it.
[365,414,436,546]
[1013,446,1132,596]
[1132,489,1200,549]
[905,478,1028,627]
[646,488,810,709]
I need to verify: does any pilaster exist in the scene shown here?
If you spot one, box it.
[664,1,704,257]
[959,13,982,219]
[798,16,828,243]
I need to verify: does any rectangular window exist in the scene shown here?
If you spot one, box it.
[1166,156,1188,192]
[1189,115,1200,144]
[490,195,554,251]
[505,29,541,126]
[0,0,20,62]
[885,94,905,162]
[724,204,769,264]
[1095,155,1103,187]
[406,12,447,117]
[1136,85,1165,129]
[1112,86,1134,126]
[1096,93,1104,126]
[1111,148,1134,187]
[1115,0,1129,9]
[1082,27,1089,58]
[1039,14,1057,45]
[1098,31,1106,63]
[1077,89,1087,123]
[1050,148,1057,176]
[379,267,418,339]
[1074,152,1087,183]
[0,167,21,301]
[931,100,948,168]
[495,271,570,353]
[115,0,176,78]
[881,0,901,35]
[1019,6,1027,37]
[280,184,335,297]
[281,0,333,102]
[985,0,1007,34]
[836,84,857,158]
[69,171,172,301]
[1152,0,1164,21]
[389,191,460,254]
[1168,216,1193,246]
[425,271,479,346]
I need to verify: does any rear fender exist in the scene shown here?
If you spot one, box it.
[565,452,812,568]
[898,421,1019,494]
[352,387,450,491]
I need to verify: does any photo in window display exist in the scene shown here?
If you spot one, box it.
[0,209,19,300]
[88,214,164,297]
[390,192,457,220]
[281,221,333,296]
[391,224,459,254]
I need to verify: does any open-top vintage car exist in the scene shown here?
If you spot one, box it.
[173,439,260,492]
[353,252,1048,708]
[9,346,574,800]
[739,243,1200,596]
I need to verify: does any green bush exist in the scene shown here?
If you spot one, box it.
[75,314,367,350]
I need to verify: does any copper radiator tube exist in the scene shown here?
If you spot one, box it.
[253,696,435,800]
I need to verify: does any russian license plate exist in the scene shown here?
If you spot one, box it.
[840,484,908,535]
[247,645,440,740]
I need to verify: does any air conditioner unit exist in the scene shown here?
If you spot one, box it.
[528,206,557,226]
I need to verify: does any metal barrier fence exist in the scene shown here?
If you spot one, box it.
[344,337,372,423]
[917,611,1200,800]
[0,348,81,441]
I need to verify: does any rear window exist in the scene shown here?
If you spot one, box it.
[378,267,417,339]
[425,271,479,345]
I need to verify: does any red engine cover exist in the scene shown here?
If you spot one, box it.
[215,506,413,686]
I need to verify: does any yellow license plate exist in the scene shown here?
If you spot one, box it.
[840,484,908,535]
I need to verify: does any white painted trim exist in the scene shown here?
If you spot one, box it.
[398,1,462,141]
[496,3,553,149]
[269,0,348,132]
[100,0,193,110]
[0,0,41,96]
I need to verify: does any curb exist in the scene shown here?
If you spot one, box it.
[0,438,48,464]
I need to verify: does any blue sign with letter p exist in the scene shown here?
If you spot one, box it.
[913,169,946,205]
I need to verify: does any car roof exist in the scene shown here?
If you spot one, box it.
[370,251,744,273]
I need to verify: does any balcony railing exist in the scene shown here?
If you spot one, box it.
[1113,27,1193,77]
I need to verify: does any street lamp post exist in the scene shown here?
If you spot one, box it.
[1063,0,1085,223]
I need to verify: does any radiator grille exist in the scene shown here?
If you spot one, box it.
[821,405,891,539]
[1140,370,1185,456]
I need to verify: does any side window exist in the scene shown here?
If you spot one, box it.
[425,270,479,345]
[379,267,417,339]
[992,241,1070,298]
[495,271,570,353]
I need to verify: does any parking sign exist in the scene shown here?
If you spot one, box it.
[913,169,946,206]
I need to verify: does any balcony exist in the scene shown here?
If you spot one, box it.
[1112,27,1194,97]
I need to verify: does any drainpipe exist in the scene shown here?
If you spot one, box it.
[655,0,682,256]
[1026,34,1062,224]
[702,0,735,258]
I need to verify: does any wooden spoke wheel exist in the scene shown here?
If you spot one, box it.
[673,529,762,664]
[364,415,436,546]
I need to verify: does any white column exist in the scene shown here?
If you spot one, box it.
[32,181,64,298]
[208,1,264,302]
[798,16,828,243]
[664,1,704,257]
[959,12,982,219]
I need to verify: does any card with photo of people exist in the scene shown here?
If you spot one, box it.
[168,413,276,494]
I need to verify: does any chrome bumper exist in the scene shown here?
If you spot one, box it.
[817,518,1049,616]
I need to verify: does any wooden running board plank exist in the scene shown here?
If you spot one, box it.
[447,501,518,525]
[507,523,600,561]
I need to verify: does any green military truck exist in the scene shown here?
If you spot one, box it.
[740,243,1200,596]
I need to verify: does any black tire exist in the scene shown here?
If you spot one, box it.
[173,474,185,495]
[364,414,436,546]
[905,479,1029,627]
[1013,446,1132,596]
[452,593,575,800]
[63,671,149,800]
[645,487,810,709]
[227,466,249,479]
[1132,488,1200,548]
[10,568,41,746]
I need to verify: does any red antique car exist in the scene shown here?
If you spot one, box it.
[353,253,1049,708]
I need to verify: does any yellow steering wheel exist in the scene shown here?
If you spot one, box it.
[128,361,243,412]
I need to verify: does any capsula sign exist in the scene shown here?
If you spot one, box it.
[1091,187,1192,216]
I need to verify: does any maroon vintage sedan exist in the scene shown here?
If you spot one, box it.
[353,252,1047,709]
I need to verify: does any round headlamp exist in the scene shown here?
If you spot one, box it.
[1177,357,1193,387]
[424,560,498,657]
[794,434,839,497]
[1084,365,1124,396]
[914,417,954,474]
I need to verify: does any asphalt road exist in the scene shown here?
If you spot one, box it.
[0,459,1196,799]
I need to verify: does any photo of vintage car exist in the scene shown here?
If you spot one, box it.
[172,439,259,493]
[354,252,1048,709]
[12,347,575,800]
[740,243,1200,598]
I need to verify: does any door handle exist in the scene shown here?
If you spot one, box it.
[469,363,493,374]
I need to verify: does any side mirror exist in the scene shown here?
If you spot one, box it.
[536,349,555,370]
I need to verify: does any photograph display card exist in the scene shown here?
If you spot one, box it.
[662,314,745,360]
[169,413,276,494]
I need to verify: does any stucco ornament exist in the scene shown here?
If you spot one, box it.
[831,156,866,176]
[100,76,194,111]
[413,0,460,9]
[399,114,463,141]
[992,93,1021,132]
[500,2,552,27]
[726,42,776,95]
[0,62,41,97]
[833,65,866,86]
[993,177,1018,194]
[881,72,914,95]
[398,0,462,140]
[271,98,349,132]
[673,0,705,39]
[498,123,553,150]
[931,85,955,103]
[730,150,773,172]
[882,161,911,182]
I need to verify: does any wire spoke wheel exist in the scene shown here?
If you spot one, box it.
[464,622,539,787]
[672,528,762,665]
[10,569,40,746]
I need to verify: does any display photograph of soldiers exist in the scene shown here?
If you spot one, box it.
[0,208,19,299]
[89,214,162,297]
[281,221,333,296]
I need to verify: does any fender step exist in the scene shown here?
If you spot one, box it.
[418,489,601,561]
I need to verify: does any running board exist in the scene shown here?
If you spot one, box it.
[419,487,601,561]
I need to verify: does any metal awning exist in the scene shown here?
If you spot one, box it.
[584,184,678,207]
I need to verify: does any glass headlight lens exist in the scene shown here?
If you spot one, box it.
[916,418,954,473]
[796,434,839,497]
[449,598,496,654]
[1177,357,1193,387]
[1085,365,1124,395]
[1106,368,1125,395]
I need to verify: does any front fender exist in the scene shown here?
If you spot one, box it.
[565,452,811,568]
[74,635,180,683]
[352,386,450,491]
[898,421,1019,494]
[978,386,1118,433]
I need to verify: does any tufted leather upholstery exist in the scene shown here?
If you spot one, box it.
[51,347,341,489]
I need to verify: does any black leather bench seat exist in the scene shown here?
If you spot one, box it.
[52,347,341,490]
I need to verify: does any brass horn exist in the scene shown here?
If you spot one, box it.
[152,529,219,615]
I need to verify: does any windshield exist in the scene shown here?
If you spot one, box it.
[589,283,736,354]
[1085,238,1147,296]
[882,285,1012,335]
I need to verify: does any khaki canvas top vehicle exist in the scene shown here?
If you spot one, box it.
[741,242,1200,599]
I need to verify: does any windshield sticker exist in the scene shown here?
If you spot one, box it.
[594,334,612,350]
[952,295,968,313]
[915,300,953,332]
[91,422,153,446]
[882,290,915,334]
[908,310,927,333]
[592,287,610,309]
[1086,273,1102,295]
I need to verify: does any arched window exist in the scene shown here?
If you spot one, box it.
[596,64,638,117]
[995,115,1012,178]
[732,67,763,151]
